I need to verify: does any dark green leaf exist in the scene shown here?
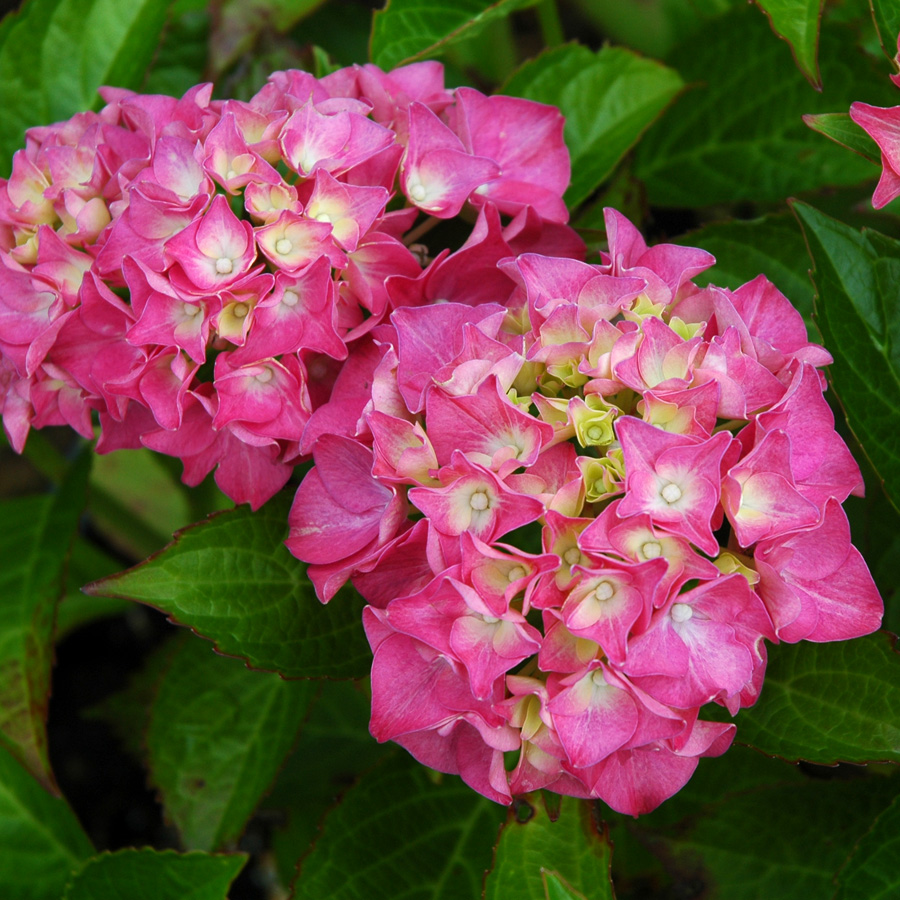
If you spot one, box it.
[638,769,898,900]
[292,755,506,899]
[871,0,900,63]
[263,680,392,886]
[503,43,683,208]
[370,0,536,71]
[835,793,900,900]
[634,10,898,207]
[142,0,209,97]
[0,743,93,900]
[146,635,315,850]
[678,213,815,328]
[723,633,900,764]
[484,796,613,900]
[793,201,900,508]
[803,112,882,164]
[0,0,170,175]
[84,491,371,679]
[0,450,90,791]
[753,0,823,86]
[62,848,246,900]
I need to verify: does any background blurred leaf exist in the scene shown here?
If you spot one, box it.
[84,491,371,678]
[753,0,823,86]
[0,450,90,791]
[63,848,246,900]
[370,0,537,71]
[0,743,93,900]
[834,793,900,899]
[870,0,900,63]
[292,755,506,899]
[145,635,315,851]
[634,9,897,207]
[0,0,170,175]
[484,796,613,900]
[262,679,392,887]
[503,43,683,208]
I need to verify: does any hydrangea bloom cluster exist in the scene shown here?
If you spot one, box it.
[0,63,576,506]
[286,208,883,815]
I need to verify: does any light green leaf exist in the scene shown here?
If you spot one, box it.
[0,743,94,900]
[793,201,900,509]
[484,796,613,900]
[678,213,815,328]
[292,756,506,899]
[723,633,900,764]
[0,450,90,791]
[262,680,392,886]
[634,9,898,207]
[0,0,170,175]
[803,112,882,165]
[84,491,371,679]
[835,793,900,900]
[370,0,537,71]
[753,0,823,86]
[63,848,246,900]
[503,43,683,208]
[146,635,316,851]
[542,872,588,900]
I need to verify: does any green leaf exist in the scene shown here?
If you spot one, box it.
[871,0,900,63]
[835,793,900,900]
[803,112,882,165]
[292,755,506,899]
[84,491,371,679]
[0,0,170,175]
[502,43,684,208]
[542,872,587,900]
[0,450,90,791]
[370,0,537,71]
[0,743,94,900]
[722,633,900,764]
[146,635,316,851]
[793,201,900,508]
[753,0,823,86]
[484,796,613,900]
[637,769,898,900]
[678,213,815,328]
[634,9,898,207]
[62,848,246,900]
[262,680,392,886]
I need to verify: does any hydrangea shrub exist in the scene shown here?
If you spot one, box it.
[0,1,899,898]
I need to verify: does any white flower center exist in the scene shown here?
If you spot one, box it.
[563,547,581,566]
[641,540,662,560]
[671,602,693,623]
[593,580,615,602]
[586,425,604,442]
[232,302,249,319]
[215,257,234,274]
[469,490,490,511]
[255,366,274,384]
[410,183,427,201]
[661,482,683,504]
[182,302,201,317]
[275,238,293,255]
[591,669,607,687]
[282,289,299,307]
[315,212,332,223]
[482,615,499,625]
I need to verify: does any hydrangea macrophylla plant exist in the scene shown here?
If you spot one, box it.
[286,208,884,815]
[0,63,576,507]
